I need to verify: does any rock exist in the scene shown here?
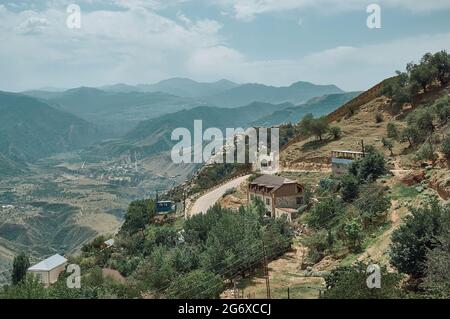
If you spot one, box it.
[400,170,426,186]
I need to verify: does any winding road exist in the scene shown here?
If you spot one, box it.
[189,175,251,216]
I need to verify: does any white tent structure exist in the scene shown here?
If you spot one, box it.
[28,254,68,286]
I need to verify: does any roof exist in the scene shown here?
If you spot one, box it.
[251,175,293,187]
[250,175,297,193]
[104,239,115,247]
[332,150,364,155]
[28,254,68,272]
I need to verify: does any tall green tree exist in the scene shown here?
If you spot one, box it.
[12,252,30,285]
[390,200,448,278]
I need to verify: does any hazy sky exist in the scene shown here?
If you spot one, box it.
[1,0,450,92]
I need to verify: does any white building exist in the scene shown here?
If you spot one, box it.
[28,254,68,287]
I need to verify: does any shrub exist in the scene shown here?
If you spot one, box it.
[387,123,398,139]
[355,184,391,227]
[329,126,342,140]
[340,174,359,202]
[375,113,384,123]
[390,200,448,278]
[307,197,345,229]
[442,135,450,161]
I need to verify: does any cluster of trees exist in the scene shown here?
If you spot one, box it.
[384,51,450,112]
[298,114,342,141]
[383,94,450,165]
[323,199,449,299]
[304,147,390,261]
[389,200,449,298]
[2,199,294,299]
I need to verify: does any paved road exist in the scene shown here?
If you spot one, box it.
[189,175,251,216]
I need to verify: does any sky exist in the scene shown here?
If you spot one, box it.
[1,0,450,92]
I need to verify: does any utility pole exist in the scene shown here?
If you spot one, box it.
[262,241,271,299]
[361,139,365,157]
[183,190,186,219]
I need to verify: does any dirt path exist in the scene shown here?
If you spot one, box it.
[232,243,325,299]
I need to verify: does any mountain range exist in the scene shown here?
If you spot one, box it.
[252,92,361,126]
[0,91,98,167]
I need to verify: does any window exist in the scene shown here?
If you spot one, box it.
[266,198,270,205]
[296,197,303,205]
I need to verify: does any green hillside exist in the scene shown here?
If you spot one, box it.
[252,92,361,126]
[0,91,99,163]
[83,102,293,160]
[24,87,204,135]
[205,81,344,107]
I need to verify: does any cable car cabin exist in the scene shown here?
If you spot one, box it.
[331,150,364,176]
[156,201,175,214]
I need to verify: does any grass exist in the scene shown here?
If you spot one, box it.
[390,183,420,200]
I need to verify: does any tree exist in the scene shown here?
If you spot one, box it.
[355,184,391,227]
[309,117,329,141]
[298,113,314,135]
[342,219,364,252]
[409,109,435,133]
[441,135,450,162]
[422,228,450,299]
[390,200,448,278]
[12,252,30,285]
[323,262,402,299]
[121,199,156,237]
[382,138,394,156]
[387,123,398,139]
[400,126,421,147]
[1,275,47,299]
[307,197,344,229]
[166,270,223,299]
[416,142,437,165]
[432,96,450,125]
[350,147,387,182]
[340,174,359,202]
[302,229,329,263]
[429,50,450,85]
[328,126,342,140]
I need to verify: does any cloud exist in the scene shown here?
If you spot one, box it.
[0,4,224,90]
[215,0,450,21]
[16,16,50,34]
[186,33,450,91]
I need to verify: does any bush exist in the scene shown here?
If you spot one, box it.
[416,142,437,164]
[355,184,390,227]
[302,229,330,263]
[323,262,402,299]
[375,113,384,123]
[340,174,359,202]
[166,270,223,299]
[349,147,387,182]
[307,197,345,229]
[329,126,342,140]
[441,135,450,161]
[390,200,448,278]
[387,123,399,139]
[342,219,364,252]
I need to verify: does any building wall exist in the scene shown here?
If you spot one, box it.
[28,263,67,287]
[275,195,299,209]
[249,192,274,215]
[274,208,293,223]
